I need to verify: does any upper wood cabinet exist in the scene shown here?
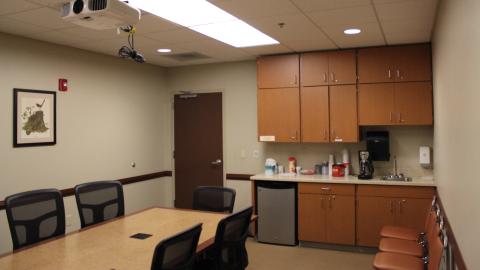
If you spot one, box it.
[301,50,356,86]
[358,44,431,83]
[257,54,299,88]
[301,86,329,142]
[257,87,300,142]
[358,82,433,126]
[330,85,358,142]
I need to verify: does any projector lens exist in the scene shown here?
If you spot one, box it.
[73,0,84,14]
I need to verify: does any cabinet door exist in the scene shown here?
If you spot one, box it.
[358,83,395,125]
[395,198,432,231]
[394,82,433,125]
[300,52,329,87]
[258,88,300,142]
[358,47,394,83]
[326,195,355,245]
[298,194,326,242]
[301,86,329,142]
[328,50,357,85]
[392,44,432,82]
[356,196,395,247]
[257,55,299,88]
[329,85,358,142]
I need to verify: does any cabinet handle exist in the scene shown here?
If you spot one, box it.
[399,113,405,123]
[388,69,392,79]
[321,187,331,191]
[321,197,325,209]
[400,199,406,213]
[390,201,394,214]
[390,112,393,123]
[323,72,327,83]
[294,75,298,85]
[328,196,332,209]
[396,69,401,78]
[324,130,327,140]
[290,131,298,140]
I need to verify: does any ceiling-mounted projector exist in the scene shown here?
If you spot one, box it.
[60,0,141,30]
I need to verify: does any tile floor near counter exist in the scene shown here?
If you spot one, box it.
[246,238,374,270]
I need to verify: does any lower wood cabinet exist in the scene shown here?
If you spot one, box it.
[298,183,355,245]
[356,185,435,247]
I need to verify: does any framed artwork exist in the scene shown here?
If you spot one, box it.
[13,89,56,147]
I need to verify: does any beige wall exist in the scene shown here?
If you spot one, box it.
[0,33,173,254]
[432,0,480,268]
[167,61,434,212]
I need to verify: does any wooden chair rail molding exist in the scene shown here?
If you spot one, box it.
[226,173,254,181]
[0,171,173,211]
[435,191,468,270]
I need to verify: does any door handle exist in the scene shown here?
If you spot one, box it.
[211,159,222,165]
[323,72,327,83]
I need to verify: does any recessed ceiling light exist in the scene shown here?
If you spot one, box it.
[344,28,361,35]
[129,0,279,48]
[157,48,172,53]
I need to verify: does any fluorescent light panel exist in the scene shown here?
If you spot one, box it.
[129,0,279,47]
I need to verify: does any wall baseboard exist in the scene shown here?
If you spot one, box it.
[0,171,173,210]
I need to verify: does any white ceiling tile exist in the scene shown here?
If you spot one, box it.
[142,28,211,44]
[27,30,91,46]
[291,0,371,13]
[381,18,434,35]
[385,31,431,45]
[248,13,336,49]
[6,7,73,30]
[180,39,252,60]
[375,0,438,22]
[306,5,377,26]
[323,23,385,48]
[240,44,294,56]
[0,17,48,36]
[56,26,121,41]
[285,38,337,52]
[134,14,181,34]
[0,0,40,16]
[208,0,300,19]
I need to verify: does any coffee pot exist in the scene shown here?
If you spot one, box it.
[358,150,374,180]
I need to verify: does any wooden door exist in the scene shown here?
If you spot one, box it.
[328,50,357,85]
[301,86,329,142]
[356,196,395,247]
[394,82,433,125]
[257,55,299,88]
[326,195,355,245]
[358,83,395,125]
[300,52,329,86]
[358,47,394,83]
[257,88,300,142]
[298,194,326,242]
[329,85,358,142]
[392,44,432,82]
[394,198,432,231]
[174,93,223,209]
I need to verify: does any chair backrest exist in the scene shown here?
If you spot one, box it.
[5,189,65,250]
[151,223,202,270]
[213,207,253,269]
[193,186,236,213]
[74,180,124,228]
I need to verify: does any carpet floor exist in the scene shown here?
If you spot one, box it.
[246,239,374,270]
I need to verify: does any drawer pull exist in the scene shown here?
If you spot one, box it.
[321,187,331,191]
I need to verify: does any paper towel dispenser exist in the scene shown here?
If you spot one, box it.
[366,131,390,161]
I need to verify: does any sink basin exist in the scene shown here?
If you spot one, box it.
[381,174,412,182]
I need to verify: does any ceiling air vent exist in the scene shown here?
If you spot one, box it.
[162,52,211,62]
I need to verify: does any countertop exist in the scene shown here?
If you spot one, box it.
[250,173,436,187]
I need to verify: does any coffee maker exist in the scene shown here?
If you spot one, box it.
[358,150,374,180]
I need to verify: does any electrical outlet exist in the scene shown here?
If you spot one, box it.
[252,150,260,158]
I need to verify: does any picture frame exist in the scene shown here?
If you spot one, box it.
[13,88,56,147]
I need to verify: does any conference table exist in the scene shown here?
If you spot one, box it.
[0,207,229,270]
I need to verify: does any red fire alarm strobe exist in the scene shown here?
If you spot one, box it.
[58,78,68,92]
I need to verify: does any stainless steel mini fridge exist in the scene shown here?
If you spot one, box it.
[256,181,297,246]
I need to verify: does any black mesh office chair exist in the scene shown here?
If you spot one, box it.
[199,207,253,270]
[74,180,124,228]
[151,223,202,270]
[193,186,236,213]
[5,189,65,250]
